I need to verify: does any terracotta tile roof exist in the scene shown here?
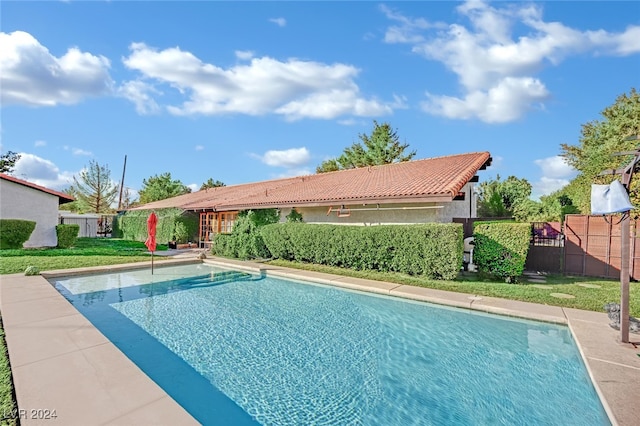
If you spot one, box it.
[131,151,491,212]
[0,173,75,204]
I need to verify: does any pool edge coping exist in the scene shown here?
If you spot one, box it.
[2,258,638,425]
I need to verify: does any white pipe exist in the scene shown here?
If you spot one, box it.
[344,205,444,212]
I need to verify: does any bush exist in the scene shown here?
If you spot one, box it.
[473,222,531,282]
[173,222,189,243]
[24,266,40,276]
[261,223,463,279]
[286,208,303,222]
[56,224,80,248]
[212,210,276,259]
[0,219,36,249]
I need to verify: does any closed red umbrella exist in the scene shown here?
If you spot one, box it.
[145,212,158,273]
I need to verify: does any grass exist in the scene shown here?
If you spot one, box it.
[0,238,169,275]
[0,318,17,426]
[266,259,640,316]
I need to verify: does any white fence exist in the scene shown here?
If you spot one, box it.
[58,212,114,237]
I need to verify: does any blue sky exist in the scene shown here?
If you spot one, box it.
[1,1,639,202]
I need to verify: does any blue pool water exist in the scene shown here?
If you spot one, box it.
[52,264,610,425]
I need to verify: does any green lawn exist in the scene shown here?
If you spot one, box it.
[0,238,168,275]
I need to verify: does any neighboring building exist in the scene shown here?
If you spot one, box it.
[130,152,492,248]
[0,173,75,247]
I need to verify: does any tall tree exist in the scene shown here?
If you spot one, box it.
[138,172,191,203]
[560,88,640,213]
[200,178,226,190]
[68,160,119,213]
[0,151,21,174]
[316,120,416,173]
[477,175,532,217]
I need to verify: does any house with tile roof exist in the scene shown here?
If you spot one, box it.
[0,173,75,247]
[130,151,492,248]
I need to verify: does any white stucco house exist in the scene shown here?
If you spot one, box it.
[130,151,492,248]
[0,173,75,248]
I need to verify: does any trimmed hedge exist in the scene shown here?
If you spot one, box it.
[212,210,277,259]
[473,222,531,282]
[0,219,36,249]
[113,208,199,243]
[260,223,463,279]
[56,224,80,248]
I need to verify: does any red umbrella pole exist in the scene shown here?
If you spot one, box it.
[145,212,158,275]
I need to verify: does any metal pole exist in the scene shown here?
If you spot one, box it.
[620,214,630,343]
[117,155,127,210]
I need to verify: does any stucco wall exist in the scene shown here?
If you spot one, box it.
[279,183,477,225]
[0,179,59,247]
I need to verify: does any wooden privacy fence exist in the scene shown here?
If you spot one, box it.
[564,214,640,280]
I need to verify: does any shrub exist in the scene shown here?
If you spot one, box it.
[286,208,303,222]
[173,222,189,243]
[473,222,531,282]
[0,219,36,249]
[212,210,275,259]
[56,224,80,248]
[261,223,463,279]
[24,266,40,276]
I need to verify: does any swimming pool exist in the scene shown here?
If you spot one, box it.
[52,263,610,425]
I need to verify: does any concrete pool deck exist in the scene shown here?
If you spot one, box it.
[0,256,638,425]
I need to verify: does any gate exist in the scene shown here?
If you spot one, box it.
[525,222,563,273]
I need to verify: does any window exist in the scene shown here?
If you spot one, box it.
[198,211,238,246]
[220,212,237,234]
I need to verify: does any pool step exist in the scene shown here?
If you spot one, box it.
[172,271,258,289]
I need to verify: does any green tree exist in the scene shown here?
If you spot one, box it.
[477,175,532,218]
[316,120,416,173]
[0,151,21,173]
[68,160,118,213]
[200,178,226,190]
[138,172,191,204]
[560,88,640,213]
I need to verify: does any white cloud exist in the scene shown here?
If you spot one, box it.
[269,17,286,27]
[122,43,397,120]
[64,146,93,157]
[72,148,92,156]
[383,0,640,123]
[0,31,112,106]
[257,147,311,168]
[195,145,204,151]
[235,50,254,60]
[534,155,575,179]
[274,167,313,179]
[532,176,571,200]
[13,153,76,190]
[117,80,161,114]
[187,183,199,192]
[531,155,577,198]
[380,4,444,44]
[421,77,549,123]
[34,140,46,147]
